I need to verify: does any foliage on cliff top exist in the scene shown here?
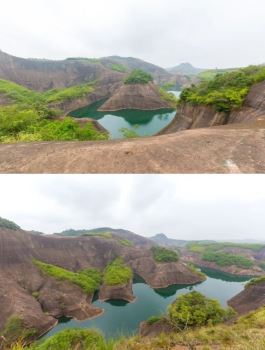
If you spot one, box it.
[29,329,113,350]
[1,316,36,346]
[158,88,178,108]
[187,241,265,254]
[151,246,179,263]
[110,64,127,73]
[43,82,95,103]
[33,260,102,294]
[168,291,236,329]
[245,276,265,288]
[180,65,265,112]
[103,258,133,286]
[202,251,254,269]
[0,217,21,230]
[124,69,153,85]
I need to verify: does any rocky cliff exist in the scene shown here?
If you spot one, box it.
[228,281,265,315]
[98,82,171,111]
[161,80,265,135]
[0,226,202,337]
[99,279,135,302]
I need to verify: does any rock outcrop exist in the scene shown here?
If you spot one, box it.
[161,80,265,135]
[139,319,174,337]
[99,279,135,302]
[228,281,265,315]
[98,83,171,111]
[0,226,202,337]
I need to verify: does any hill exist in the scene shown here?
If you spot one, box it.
[150,233,187,247]
[0,219,203,339]
[167,62,205,76]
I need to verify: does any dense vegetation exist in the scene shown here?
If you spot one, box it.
[110,64,127,73]
[168,291,235,329]
[103,258,133,286]
[188,241,265,253]
[245,276,265,288]
[119,239,134,247]
[202,251,254,269]
[34,260,102,294]
[0,316,36,347]
[151,246,179,263]
[124,69,153,85]
[0,79,108,143]
[180,65,265,112]
[0,217,20,230]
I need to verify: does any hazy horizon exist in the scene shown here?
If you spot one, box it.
[0,175,264,241]
[1,0,265,69]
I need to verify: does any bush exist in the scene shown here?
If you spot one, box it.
[43,83,95,103]
[245,276,265,288]
[180,65,265,112]
[147,316,163,325]
[124,69,153,85]
[119,239,134,247]
[110,64,127,73]
[29,329,110,350]
[168,291,236,329]
[151,246,179,263]
[33,260,102,294]
[103,258,133,286]
[0,217,20,230]
[159,88,178,108]
[1,316,36,345]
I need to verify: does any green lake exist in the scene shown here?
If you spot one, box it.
[70,92,180,139]
[45,268,250,340]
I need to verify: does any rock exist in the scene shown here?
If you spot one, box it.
[99,279,135,302]
[98,82,171,111]
[228,281,265,315]
[139,319,174,337]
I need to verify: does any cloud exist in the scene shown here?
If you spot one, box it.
[0,175,264,241]
[0,0,264,67]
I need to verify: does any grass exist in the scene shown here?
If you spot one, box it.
[103,258,133,286]
[151,246,179,263]
[1,316,36,346]
[119,239,134,247]
[180,65,265,112]
[110,64,127,73]
[83,232,113,239]
[43,82,95,103]
[146,316,163,325]
[33,260,102,294]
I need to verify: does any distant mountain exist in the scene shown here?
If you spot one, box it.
[56,227,154,248]
[150,233,187,248]
[167,63,205,76]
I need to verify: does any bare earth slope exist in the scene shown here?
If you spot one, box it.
[0,123,265,173]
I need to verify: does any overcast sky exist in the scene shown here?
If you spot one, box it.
[0,0,264,68]
[0,175,264,241]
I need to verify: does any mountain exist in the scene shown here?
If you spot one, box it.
[56,227,154,248]
[167,62,205,76]
[0,219,203,338]
[150,233,187,247]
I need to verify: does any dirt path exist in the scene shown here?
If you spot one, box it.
[0,126,265,173]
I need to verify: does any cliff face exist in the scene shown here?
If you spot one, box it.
[0,51,124,92]
[228,281,265,315]
[98,82,171,111]
[0,227,202,337]
[161,80,265,135]
[99,279,135,302]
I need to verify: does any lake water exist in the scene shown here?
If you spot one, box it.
[45,268,250,340]
[70,92,181,139]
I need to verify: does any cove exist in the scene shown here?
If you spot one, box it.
[45,268,251,340]
[70,96,179,139]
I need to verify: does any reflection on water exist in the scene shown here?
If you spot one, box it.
[70,99,177,139]
[45,268,251,340]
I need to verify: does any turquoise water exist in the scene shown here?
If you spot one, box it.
[45,268,250,340]
[70,98,178,139]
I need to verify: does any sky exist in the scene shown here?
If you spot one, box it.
[0,0,264,68]
[0,175,264,241]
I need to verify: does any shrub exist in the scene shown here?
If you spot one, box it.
[168,291,236,329]
[119,239,134,247]
[43,83,95,103]
[33,260,102,294]
[29,329,110,350]
[180,65,265,112]
[245,276,265,288]
[119,127,139,139]
[159,88,178,108]
[1,316,36,345]
[124,69,153,85]
[147,316,163,325]
[0,217,20,230]
[151,246,179,263]
[110,64,127,73]
[103,258,133,286]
